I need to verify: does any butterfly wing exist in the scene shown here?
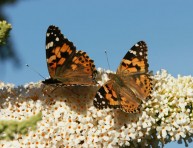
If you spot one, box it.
[45,25,76,79]
[119,83,142,113]
[117,41,148,74]
[117,41,152,107]
[94,80,120,110]
[44,25,97,85]
[93,75,141,113]
[126,74,152,101]
[54,50,97,85]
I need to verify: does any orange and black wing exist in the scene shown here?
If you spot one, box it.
[94,80,120,110]
[43,25,97,86]
[94,41,152,113]
[117,41,152,103]
[93,77,141,113]
[117,41,148,74]
[45,25,76,79]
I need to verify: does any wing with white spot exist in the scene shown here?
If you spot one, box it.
[44,25,97,85]
[116,41,148,75]
[116,41,152,108]
[93,80,120,110]
[93,78,142,113]
[45,25,76,78]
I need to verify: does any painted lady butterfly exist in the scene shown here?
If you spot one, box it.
[94,41,152,113]
[42,25,97,86]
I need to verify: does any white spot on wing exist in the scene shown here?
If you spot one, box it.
[56,37,59,41]
[130,50,137,55]
[135,43,139,47]
[97,92,103,98]
[47,33,50,37]
[46,41,54,50]
[50,41,54,47]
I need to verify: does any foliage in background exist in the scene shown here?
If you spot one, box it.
[0,0,16,6]
[0,0,20,68]
[0,21,12,45]
[0,112,42,140]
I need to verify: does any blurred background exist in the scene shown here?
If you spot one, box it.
[1,0,193,147]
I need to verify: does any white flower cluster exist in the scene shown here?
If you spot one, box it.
[145,69,193,146]
[0,69,192,147]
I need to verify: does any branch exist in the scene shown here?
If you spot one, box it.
[0,69,193,147]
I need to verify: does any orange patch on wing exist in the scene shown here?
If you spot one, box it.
[54,47,61,58]
[120,97,140,113]
[58,58,66,65]
[71,64,77,70]
[121,59,146,72]
[135,78,141,86]
[66,48,72,54]
[133,61,145,67]
[72,56,78,62]
[73,56,83,64]
[122,59,132,65]
[60,44,72,55]
[140,76,152,97]
[54,47,60,54]
[128,67,138,73]
[112,90,117,98]
[47,55,56,63]
[131,58,139,63]
[60,44,68,52]
[119,66,127,72]
[106,94,119,105]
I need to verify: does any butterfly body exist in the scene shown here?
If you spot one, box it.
[94,41,152,113]
[42,25,97,86]
[108,73,125,87]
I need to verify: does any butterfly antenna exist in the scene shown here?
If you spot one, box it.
[105,50,111,70]
[26,64,46,79]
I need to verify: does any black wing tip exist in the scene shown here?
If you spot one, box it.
[47,25,59,30]
[134,40,147,48]
[47,25,62,35]
[136,40,146,45]
[46,25,63,38]
[46,25,76,49]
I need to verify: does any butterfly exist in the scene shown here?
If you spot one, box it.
[42,25,97,86]
[93,41,152,113]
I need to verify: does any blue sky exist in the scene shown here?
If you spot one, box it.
[2,0,193,86]
[1,1,193,147]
